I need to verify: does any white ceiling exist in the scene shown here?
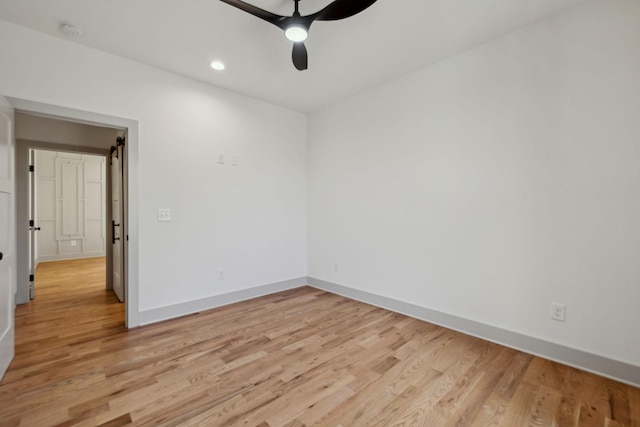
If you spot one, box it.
[0,0,592,112]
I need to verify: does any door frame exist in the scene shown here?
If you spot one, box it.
[9,98,140,328]
[0,95,16,379]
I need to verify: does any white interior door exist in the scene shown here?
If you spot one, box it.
[0,95,16,379]
[111,145,124,302]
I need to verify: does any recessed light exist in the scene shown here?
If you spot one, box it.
[210,61,225,71]
[60,23,85,38]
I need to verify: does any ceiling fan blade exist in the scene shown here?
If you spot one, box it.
[219,0,287,27]
[292,43,308,71]
[312,0,377,21]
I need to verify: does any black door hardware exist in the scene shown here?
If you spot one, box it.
[112,220,121,244]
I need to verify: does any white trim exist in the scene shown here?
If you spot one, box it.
[307,277,640,388]
[37,254,105,263]
[139,277,307,326]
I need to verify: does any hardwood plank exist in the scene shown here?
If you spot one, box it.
[499,382,540,426]
[630,385,640,427]
[0,257,638,426]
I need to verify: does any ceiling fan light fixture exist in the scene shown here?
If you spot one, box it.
[220,0,379,70]
[284,25,308,42]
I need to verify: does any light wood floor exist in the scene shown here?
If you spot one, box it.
[0,258,638,426]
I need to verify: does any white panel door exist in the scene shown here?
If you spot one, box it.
[111,146,124,302]
[0,95,16,379]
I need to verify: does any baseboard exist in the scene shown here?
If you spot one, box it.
[38,253,106,263]
[307,277,640,388]
[138,277,307,326]
[0,324,14,379]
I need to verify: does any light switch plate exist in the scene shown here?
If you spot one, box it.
[157,209,171,222]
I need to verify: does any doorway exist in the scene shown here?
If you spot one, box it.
[11,102,138,327]
[28,148,119,307]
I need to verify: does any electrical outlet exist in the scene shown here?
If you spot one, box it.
[231,154,239,166]
[217,153,225,164]
[550,303,566,322]
[70,240,77,247]
[333,262,340,272]
[218,269,224,281]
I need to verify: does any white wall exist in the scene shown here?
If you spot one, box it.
[35,150,106,262]
[308,0,640,367]
[0,20,307,313]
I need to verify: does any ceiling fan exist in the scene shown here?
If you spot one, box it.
[219,0,378,71]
